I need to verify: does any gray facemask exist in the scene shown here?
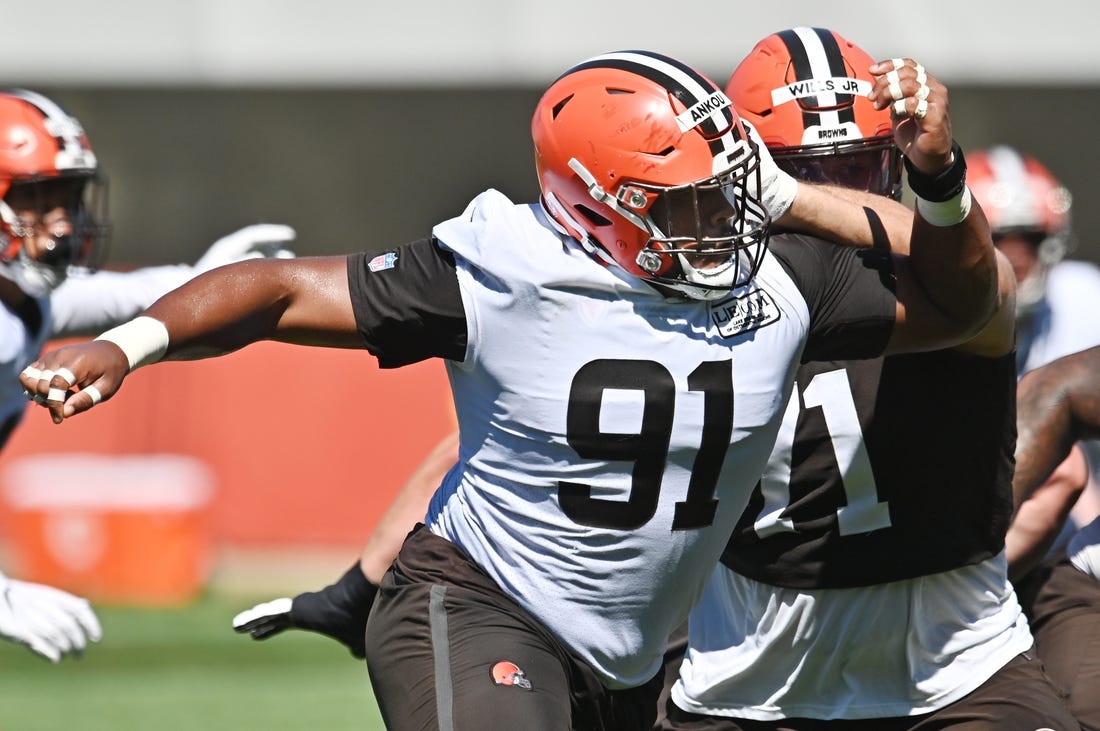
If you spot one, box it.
[0,249,68,298]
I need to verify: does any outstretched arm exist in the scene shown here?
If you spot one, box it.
[21,256,359,423]
[141,256,360,356]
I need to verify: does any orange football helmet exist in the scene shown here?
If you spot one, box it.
[967,145,1073,310]
[532,50,769,301]
[0,89,109,295]
[727,27,902,201]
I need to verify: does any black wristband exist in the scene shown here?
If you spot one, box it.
[904,141,967,202]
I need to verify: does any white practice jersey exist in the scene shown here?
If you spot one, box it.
[1018,259,1100,537]
[1017,259,1100,374]
[674,554,1032,719]
[412,189,895,689]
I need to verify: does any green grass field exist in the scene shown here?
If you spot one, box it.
[0,592,386,731]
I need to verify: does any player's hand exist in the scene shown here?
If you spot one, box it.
[193,223,297,274]
[232,564,377,659]
[20,341,130,423]
[868,58,953,175]
[0,572,102,662]
[1068,515,1100,581]
[741,119,798,221]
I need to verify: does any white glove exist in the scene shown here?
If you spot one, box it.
[741,119,799,221]
[193,223,297,274]
[232,563,378,660]
[1068,515,1100,580]
[0,571,102,662]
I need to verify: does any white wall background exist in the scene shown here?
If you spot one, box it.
[1,0,1096,265]
[1,0,1094,86]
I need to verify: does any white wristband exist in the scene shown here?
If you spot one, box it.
[916,186,972,227]
[94,316,170,371]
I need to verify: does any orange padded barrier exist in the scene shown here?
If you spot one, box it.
[0,341,456,550]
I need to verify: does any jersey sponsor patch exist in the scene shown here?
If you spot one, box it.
[710,288,781,337]
[367,251,398,272]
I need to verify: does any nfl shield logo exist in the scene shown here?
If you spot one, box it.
[368,251,398,272]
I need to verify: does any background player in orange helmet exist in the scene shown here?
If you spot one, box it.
[968,148,1100,564]
[0,88,295,662]
[966,146,1100,375]
[729,28,901,201]
[968,146,1100,728]
[659,27,1074,730]
[1008,344,1100,729]
[967,143,1100,729]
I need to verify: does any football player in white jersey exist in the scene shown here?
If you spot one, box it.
[22,50,997,729]
[969,147,1100,730]
[972,146,1100,537]
[658,28,1076,731]
[1009,345,1100,729]
[967,147,1100,376]
[0,89,295,662]
[969,146,1100,540]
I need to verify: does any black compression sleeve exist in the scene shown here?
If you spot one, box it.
[346,238,468,367]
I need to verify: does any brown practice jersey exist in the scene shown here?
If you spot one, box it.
[720,349,1016,588]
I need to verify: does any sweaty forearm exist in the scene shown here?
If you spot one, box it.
[781,183,914,252]
[142,257,361,362]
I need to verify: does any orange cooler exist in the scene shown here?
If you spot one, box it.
[1,453,214,606]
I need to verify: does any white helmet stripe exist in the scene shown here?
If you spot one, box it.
[568,51,747,173]
[987,145,1035,210]
[568,51,741,139]
[790,27,842,130]
[4,88,96,170]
